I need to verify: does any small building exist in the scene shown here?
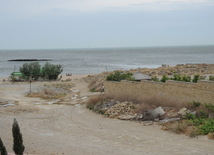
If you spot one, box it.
[133,72,152,81]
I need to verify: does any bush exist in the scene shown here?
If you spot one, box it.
[106,72,134,81]
[209,76,214,81]
[20,62,41,80]
[192,75,199,83]
[170,74,191,82]
[151,76,159,82]
[41,62,63,80]
[160,75,169,82]
[199,119,214,135]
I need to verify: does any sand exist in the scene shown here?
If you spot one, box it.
[0,74,213,155]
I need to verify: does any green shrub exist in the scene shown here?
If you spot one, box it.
[192,101,201,108]
[189,119,214,135]
[173,74,182,81]
[106,72,134,81]
[160,75,169,82]
[184,112,196,120]
[182,76,191,82]
[152,76,159,82]
[199,119,214,135]
[20,62,41,80]
[197,110,209,119]
[209,76,214,81]
[171,74,191,82]
[204,103,214,113]
[41,62,63,80]
[192,75,199,83]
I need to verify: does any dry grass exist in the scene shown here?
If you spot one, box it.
[162,120,200,137]
[5,106,39,113]
[46,82,75,92]
[107,93,188,115]
[208,133,214,140]
[86,95,109,110]
[27,88,66,99]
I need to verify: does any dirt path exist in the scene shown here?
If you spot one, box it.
[0,78,213,155]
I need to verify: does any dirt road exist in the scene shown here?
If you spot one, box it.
[0,77,213,155]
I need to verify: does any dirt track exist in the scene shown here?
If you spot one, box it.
[0,76,213,155]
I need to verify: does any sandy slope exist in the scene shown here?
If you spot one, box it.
[0,75,213,155]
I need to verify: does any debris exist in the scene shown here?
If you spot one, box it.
[159,118,181,123]
[3,103,15,107]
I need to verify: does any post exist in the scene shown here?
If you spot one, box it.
[29,76,32,93]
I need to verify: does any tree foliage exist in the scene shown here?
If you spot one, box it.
[19,62,63,80]
[0,138,7,155]
[19,62,41,80]
[12,119,25,155]
[41,62,63,80]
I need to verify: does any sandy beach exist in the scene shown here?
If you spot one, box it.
[0,74,214,155]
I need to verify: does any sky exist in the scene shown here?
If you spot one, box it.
[0,0,214,49]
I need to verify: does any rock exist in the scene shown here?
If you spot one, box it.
[159,118,180,123]
[142,121,153,126]
[177,108,191,116]
[118,115,134,120]
[148,107,165,119]
[3,103,15,107]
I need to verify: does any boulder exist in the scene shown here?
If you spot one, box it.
[148,107,165,119]
[177,108,191,116]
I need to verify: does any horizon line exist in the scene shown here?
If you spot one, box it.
[1,44,214,51]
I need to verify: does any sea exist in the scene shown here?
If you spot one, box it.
[0,45,214,77]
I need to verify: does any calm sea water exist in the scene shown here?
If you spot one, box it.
[0,45,214,77]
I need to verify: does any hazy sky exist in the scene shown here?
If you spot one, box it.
[0,0,214,49]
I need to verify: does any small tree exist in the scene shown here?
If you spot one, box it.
[20,62,41,80]
[0,137,7,155]
[12,119,25,155]
[41,62,63,80]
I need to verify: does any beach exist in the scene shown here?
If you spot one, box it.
[0,73,214,155]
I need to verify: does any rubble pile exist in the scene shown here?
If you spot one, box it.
[104,101,135,118]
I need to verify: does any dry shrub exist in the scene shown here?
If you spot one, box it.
[134,104,152,114]
[162,120,200,137]
[106,93,189,116]
[86,95,109,110]
[6,106,39,113]
[185,126,200,137]
[162,120,193,134]
[208,133,214,140]
[27,88,66,99]
[107,93,188,110]
[106,93,143,104]
[140,94,188,110]
[88,79,97,90]
[47,83,75,92]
